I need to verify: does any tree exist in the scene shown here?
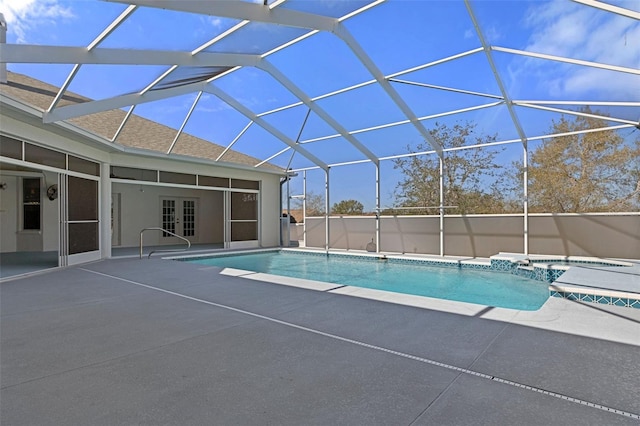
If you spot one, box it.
[393,121,510,214]
[291,191,325,216]
[332,199,364,215]
[524,108,640,212]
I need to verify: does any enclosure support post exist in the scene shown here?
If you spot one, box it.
[303,170,307,248]
[325,168,330,254]
[100,162,112,259]
[439,157,445,257]
[375,163,381,253]
[286,173,291,247]
[523,142,529,255]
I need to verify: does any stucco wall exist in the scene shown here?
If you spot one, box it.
[0,175,18,252]
[0,171,59,253]
[443,216,524,257]
[259,175,281,248]
[2,113,284,254]
[528,214,640,257]
[301,213,640,259]
[113,183,224,248]
[110,154,282,249]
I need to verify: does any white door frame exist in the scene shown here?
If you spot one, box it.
[61,173,101,266]
[160,196,199,244]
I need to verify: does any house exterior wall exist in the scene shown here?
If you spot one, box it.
[1,104,284,258]
[110,153,282,249]
[113,183,224,248]
[0,171,59,253]
[259,176,281,248]
[0,175,18,252]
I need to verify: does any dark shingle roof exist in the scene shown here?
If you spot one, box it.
[1,71,283,172]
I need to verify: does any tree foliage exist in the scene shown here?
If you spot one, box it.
[524,108,640,212]
[331,199,364,215]
[292,191,325,216]
[393,121,510,214]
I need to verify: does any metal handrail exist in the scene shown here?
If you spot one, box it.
[140,227,191,259]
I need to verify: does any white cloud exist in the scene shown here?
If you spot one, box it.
[464,25,501,42]
[517,0,640,99]
[0,0,74,43]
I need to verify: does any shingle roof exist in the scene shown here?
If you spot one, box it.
[1,71,283,172]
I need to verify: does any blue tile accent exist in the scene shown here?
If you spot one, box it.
[581,294,594,303]
[547,291,639,309]
[613,298,627,307]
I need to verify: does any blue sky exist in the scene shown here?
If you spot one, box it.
[2,0,639,210]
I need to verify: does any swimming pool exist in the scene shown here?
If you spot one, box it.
[183,251,549,311]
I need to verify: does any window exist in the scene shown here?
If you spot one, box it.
[198,175,229,188]
[24,143,66,169]
[68,155,100,176]
[0,135,22,160]
[159,171,196,185]
[231,179,259,190]
[22,178,41,230]
[110,166,157,182]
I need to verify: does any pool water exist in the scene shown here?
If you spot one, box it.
[185,251,549,311]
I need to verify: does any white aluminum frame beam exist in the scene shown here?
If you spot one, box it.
[255,48,489,118]
[216,122,253,162]
[527,124,634,143]
[513,101,640,107]
[298,101,504,144]
[167,91,203,154]
[389,78,503,100]
[107,0,433,159]
[289,123,633,173]
[464,0,529,145]
[192,20,250,55]
[204,84,328,171]
[47,5,137,112]
[333,24,444,157]
[492,46,640,76]
[256,147,291,168]
[259,60,379,165]
[281,107,312,170]
[464,0,531,255]
[0,45,260,67]
[111,105,135,142]
[43,79,212,123]
[572,0,640,20]
[106,0,338,32]
[18,44,377,165]
[515,103,639,126]
[38,52,260,123]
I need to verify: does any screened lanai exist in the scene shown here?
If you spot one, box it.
[1,0,639,259]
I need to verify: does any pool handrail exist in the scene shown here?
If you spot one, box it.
[140,227,191,259]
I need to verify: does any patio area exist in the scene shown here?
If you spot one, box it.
[1,256,639,425]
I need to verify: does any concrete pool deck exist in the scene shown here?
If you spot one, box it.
[2,256,639,425]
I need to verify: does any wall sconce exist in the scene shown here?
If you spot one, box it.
[47,184,58,200]
[0,182,7,190]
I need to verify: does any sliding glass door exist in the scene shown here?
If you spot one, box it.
[61,174,100,265]
[227,191,259,249]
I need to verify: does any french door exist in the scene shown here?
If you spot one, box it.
[160,197,197,242]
